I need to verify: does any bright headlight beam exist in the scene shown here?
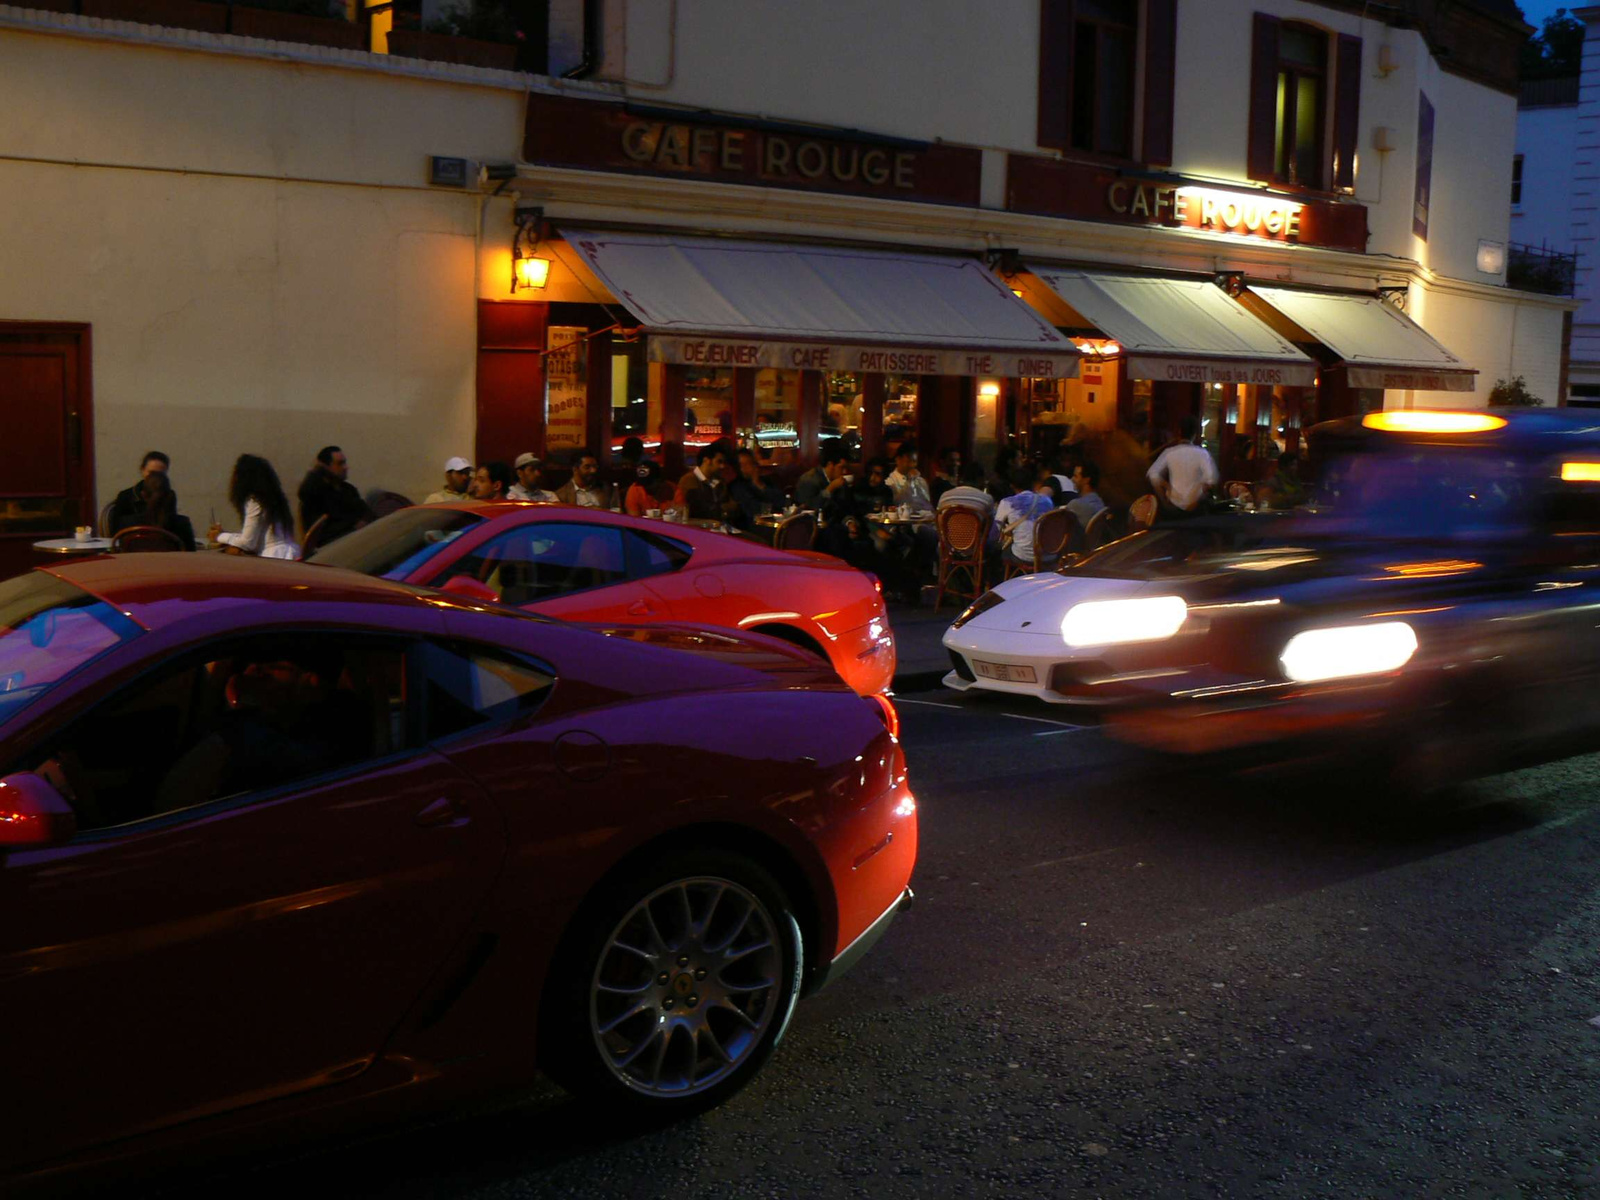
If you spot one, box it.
[1061,596,1188,647]
[1280,621,1418,683]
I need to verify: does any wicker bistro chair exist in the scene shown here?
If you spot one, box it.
[774,510,817,551]
[1080,506,1115,553]
[298,515,332,561]
[97,500,118,538]
[935,504,992,613]
[1128,493,1159,532]
[1003,506,1073,580]
[110,525,184,553]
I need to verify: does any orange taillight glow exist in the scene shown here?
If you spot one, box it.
[1362,411,1507,434]
[1561,462,1600,482]
[867,693,900,740]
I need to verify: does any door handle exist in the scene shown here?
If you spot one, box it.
[627,600,653,616]
[415,796,469,828]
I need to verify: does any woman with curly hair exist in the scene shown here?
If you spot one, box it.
[209,454,301,560]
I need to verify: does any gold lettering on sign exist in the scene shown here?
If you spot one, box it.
[893,151,915,189]
[1130,188,1149,216]
[795,141,827,179]
[862,149,889,185]
[721,131,745,170]
[622,122,656,162]
[1108,181,1130,213]
[764,137,792,176]
[831,145,860,182]
[658,125,689,167]
[691,128,718,166]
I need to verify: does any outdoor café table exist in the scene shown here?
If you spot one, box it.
[865,511,935,526]
[33,537,113,555]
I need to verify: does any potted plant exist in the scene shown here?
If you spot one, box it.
[229,0,363,49]
[387,0,520,69]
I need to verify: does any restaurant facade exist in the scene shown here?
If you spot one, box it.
[0,0,1575,566]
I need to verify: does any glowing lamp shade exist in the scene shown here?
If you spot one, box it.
[978,381,1001,398]
[1561,462,1600,483]
[513,255,551,291]
[1280,621,1418,683]
[1061,596,1188,647]
[1362,411,1506,434]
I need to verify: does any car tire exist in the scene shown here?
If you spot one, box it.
[540,850,805,1117]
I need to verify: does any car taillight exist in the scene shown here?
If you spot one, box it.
[866,693,900,740]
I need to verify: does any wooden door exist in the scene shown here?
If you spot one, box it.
[0,323,93,581]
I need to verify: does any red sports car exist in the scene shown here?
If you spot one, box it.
[309,502,896,696]
[0,556,915,1190]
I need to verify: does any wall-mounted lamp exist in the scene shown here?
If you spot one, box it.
[1376,284,1409,311]
[1213,270,1245,297]
[511,204,551,293]
[1476,239,1507,276]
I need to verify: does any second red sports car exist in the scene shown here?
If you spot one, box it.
[310,502,897,695]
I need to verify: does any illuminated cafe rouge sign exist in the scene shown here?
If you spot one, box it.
[1006,154,1368,254]
[524,93,983,206]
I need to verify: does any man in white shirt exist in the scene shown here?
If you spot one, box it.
[508,452,558,502]
[886,445,933,514]
[1148,416,1218,513]
[996,469,1054,569]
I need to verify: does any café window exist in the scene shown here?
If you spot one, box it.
[1274,24,1326,188]
[883,375,919,452]
[1511,154,1524,208]
[684,366,735,449]
[1070,0,1137,157]
[755,368,801,450]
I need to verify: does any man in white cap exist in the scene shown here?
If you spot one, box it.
[508,452,558,502]
[425,456,473,503]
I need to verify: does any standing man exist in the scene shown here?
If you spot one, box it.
[556,449,612,508]
[426,456,473,503]
[886,444,933,514]
[297,446,371,545]
[110,451,175,532]
[468,461,514,501]
[1147,416,1218,515]
[509,453,558,502]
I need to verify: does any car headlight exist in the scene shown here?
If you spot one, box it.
[1279,621,1418,683]
[1060,596,1188,647]
[952,590,1005,629]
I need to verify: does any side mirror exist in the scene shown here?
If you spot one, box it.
[438,574,501,604]
[0,773,77,847]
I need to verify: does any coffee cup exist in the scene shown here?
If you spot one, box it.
[647,508,662,519]
[74,526,91,543]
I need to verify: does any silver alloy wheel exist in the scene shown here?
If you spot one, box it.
[589,875,784,1097]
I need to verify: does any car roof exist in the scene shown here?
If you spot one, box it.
[41,553,464,631]
[1309,407,1600,455]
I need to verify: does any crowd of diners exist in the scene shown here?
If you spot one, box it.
[102,418,1308,603]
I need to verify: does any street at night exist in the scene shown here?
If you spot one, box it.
[164,683,1600,1199]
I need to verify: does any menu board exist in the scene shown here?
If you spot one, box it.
[546,326,588,452]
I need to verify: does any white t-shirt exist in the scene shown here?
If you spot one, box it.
[1148,443,1219,511]
[997,491,1052,560]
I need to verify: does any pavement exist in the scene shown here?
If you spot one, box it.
[885,593,958,692]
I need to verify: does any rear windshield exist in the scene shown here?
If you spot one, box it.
[309,507,484,579]
[0,572,141,725]
[1307,446,1532,539]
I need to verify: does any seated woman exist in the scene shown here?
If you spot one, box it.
[210,454,300,559]
[111,469,195,550]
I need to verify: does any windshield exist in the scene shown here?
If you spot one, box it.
[0,572,141,725]
[1306,446,1533,539]
[1073,523,1287,579]
[309,507,484,578]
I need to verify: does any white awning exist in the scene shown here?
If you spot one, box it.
[1247,287,1476,392]
[561,230,1079,379]
[1028,270,1317,386]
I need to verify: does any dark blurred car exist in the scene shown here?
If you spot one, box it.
[945,408,1600,786]
[0,555,915,1190]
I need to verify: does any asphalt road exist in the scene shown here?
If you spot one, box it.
[165,685,1600,1199]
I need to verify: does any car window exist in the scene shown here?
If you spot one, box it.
[625,529,692,581]
[309,507,484,578]
[0,572,141,725]
[430,523,629,605]
[417,641,554,740]
[24,635,407,831]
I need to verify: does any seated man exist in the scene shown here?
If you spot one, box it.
[996,468,1055,572]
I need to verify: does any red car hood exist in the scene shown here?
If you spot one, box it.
[577,621,846,692]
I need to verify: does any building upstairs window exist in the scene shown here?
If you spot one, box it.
[1512,154,1524,207]
[1248,14,1362,193]
[1038,0,1178,166]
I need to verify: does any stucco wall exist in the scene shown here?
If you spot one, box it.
[0,25,525,525]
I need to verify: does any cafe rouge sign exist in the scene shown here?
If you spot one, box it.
[524,94,983,207]
[649,336,1079,380]
[1006,155,1369,254]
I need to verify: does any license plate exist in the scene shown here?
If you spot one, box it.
[972,659,1037,683]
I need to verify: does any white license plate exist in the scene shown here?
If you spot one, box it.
[972,659,1037,683]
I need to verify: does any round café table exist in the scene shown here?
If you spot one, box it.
[33,537,114,555]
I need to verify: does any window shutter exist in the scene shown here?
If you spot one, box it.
[1333,33,1362,190]
[1247,13,1280,182]
[1142,0,1178,166]
[1038,0,1075,152]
